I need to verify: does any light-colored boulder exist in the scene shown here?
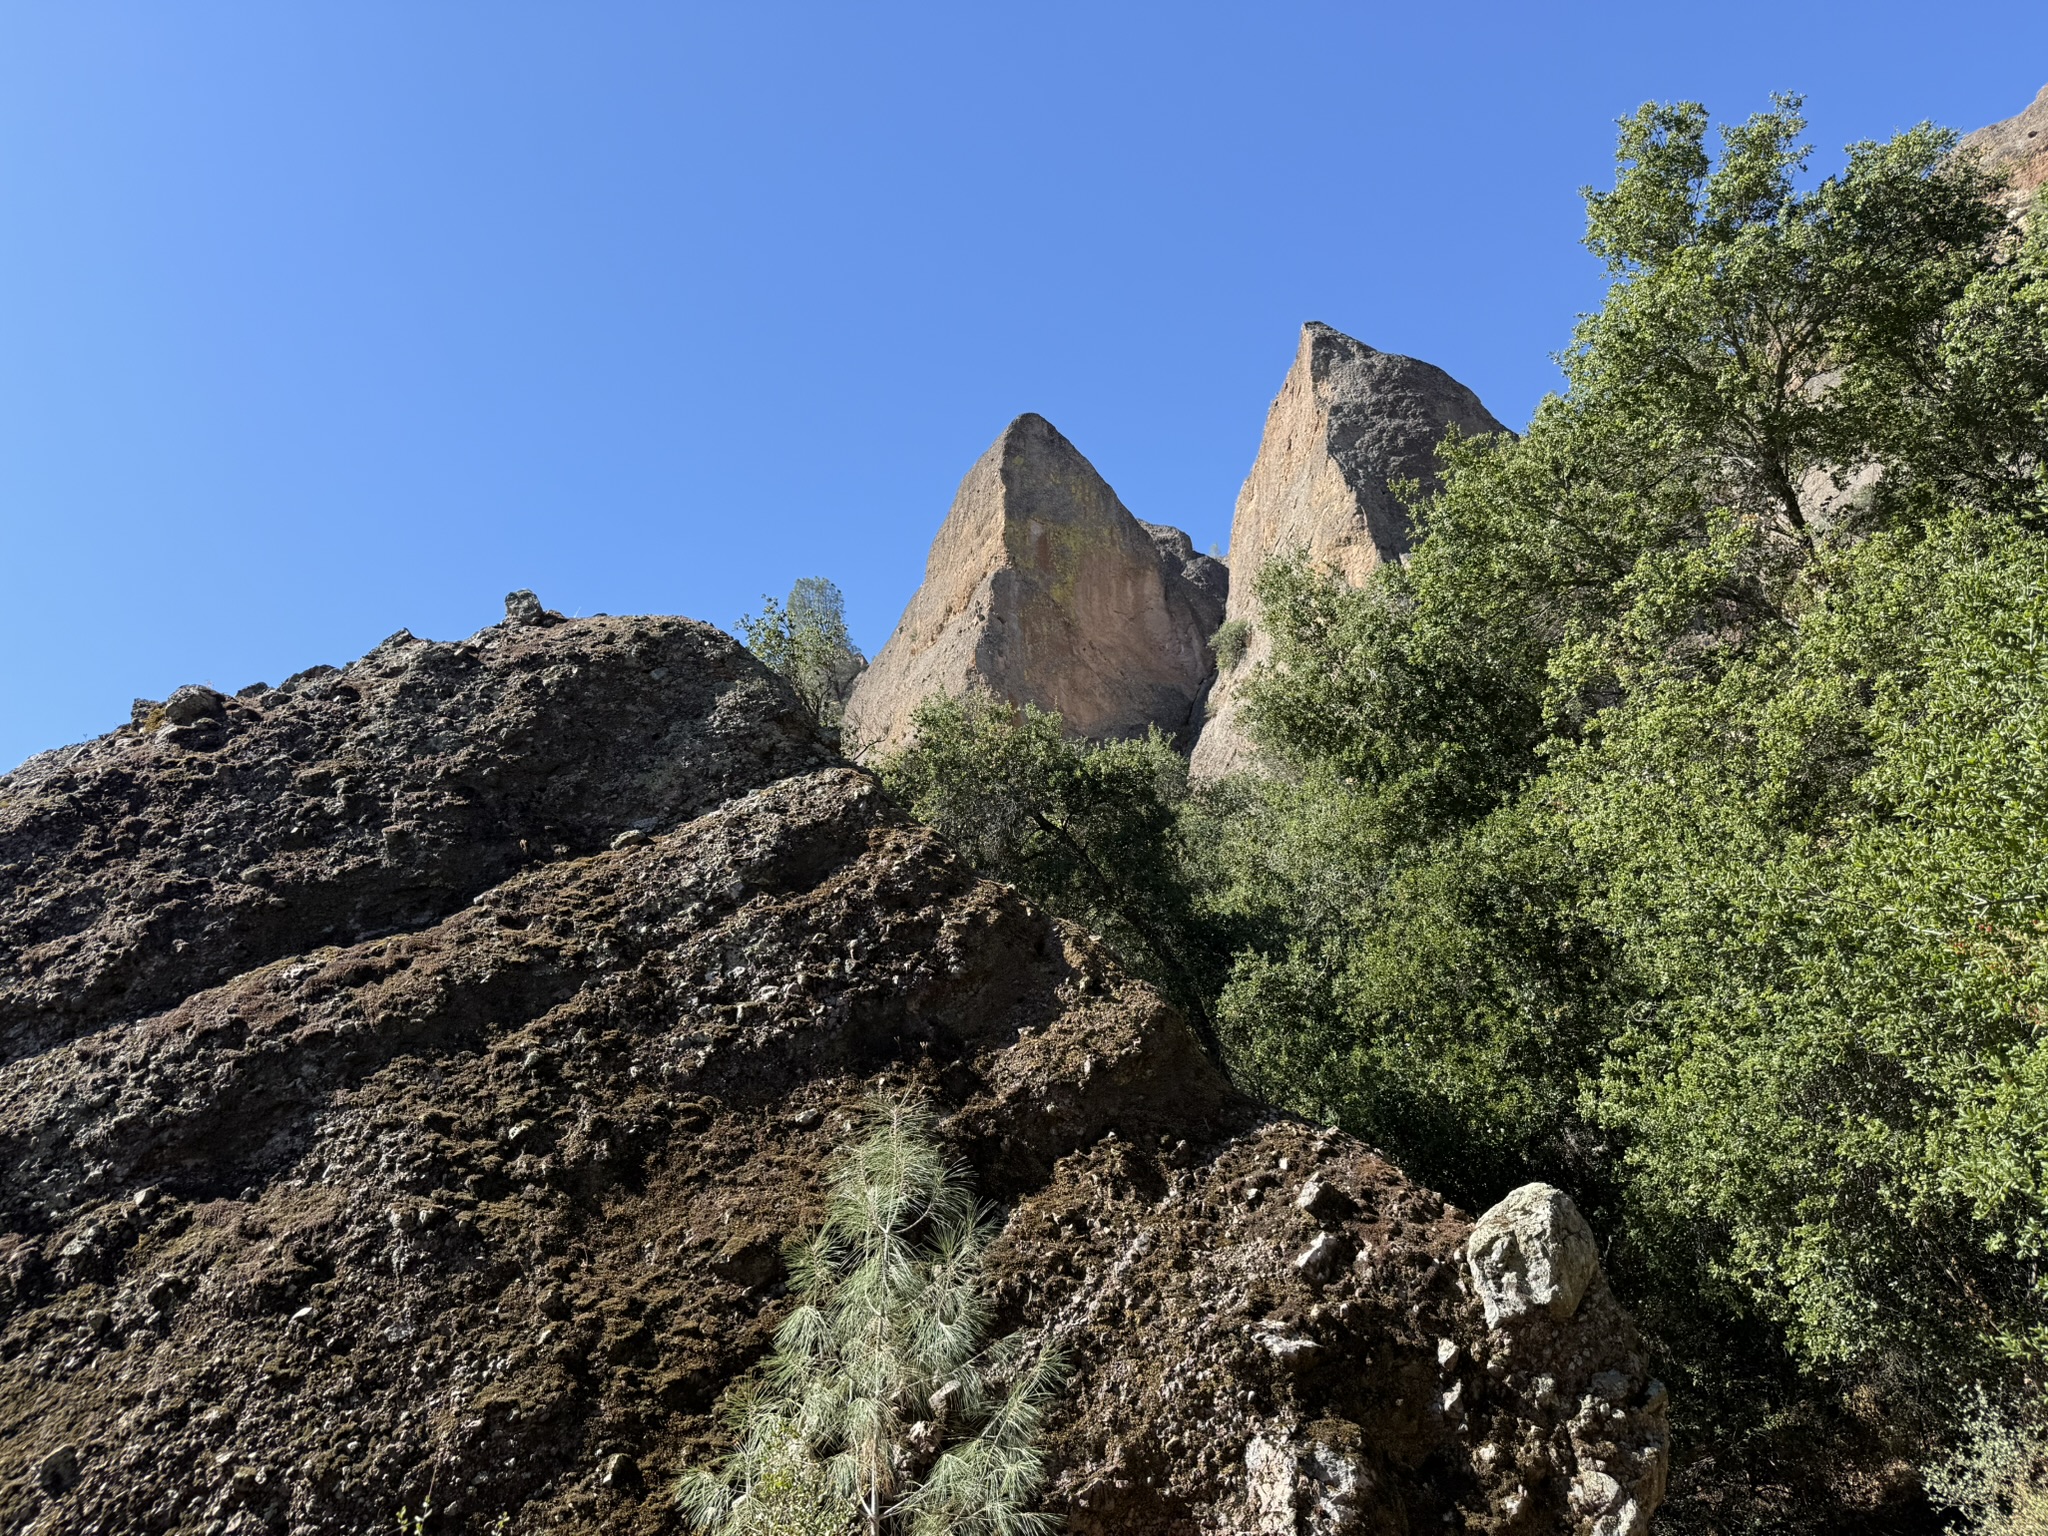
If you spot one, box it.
[1466,1181,1600,1330]
[843,413,1226,756]
[1189,322,1505,780]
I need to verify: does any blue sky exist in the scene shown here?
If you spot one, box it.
[4,4,2046,770]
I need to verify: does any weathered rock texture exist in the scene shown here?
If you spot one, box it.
[1466,1184,1601,1336]
[0,594,828,1072]
[1963,80,2048,215]
[843,413,1227,756]
[1189,324,1506,781]
[0,604,1664,1535]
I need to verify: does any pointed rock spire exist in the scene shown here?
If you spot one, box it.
[843,413,1226,756]
[1189,323,1505,780]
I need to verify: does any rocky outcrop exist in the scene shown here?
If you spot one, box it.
[842,413,1227,756]
[1963,80,2048,215]
[0,605,1663,1535]
[1189,324,1506,780]
[0,592,829,1071]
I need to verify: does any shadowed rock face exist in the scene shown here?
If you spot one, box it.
[843,413,1227,756]
[0,596,830,1070]
[1189,323,1506,781]
[0,610,1663,1536]
[1963,80,2048,214]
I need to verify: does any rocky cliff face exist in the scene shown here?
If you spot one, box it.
[1963,80,2048,215]
[1188,324,1506,781]
[843,414,1227,756]
[0,597,1664,1535]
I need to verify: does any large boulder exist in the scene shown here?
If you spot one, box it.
[1189,323,1506,780]
[843,413,1227,756]
[1467,1182,1601,1330]
[0,612,1665,1535]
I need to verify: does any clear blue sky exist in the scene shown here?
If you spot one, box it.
[4,4,2045,770]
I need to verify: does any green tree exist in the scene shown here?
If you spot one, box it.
[740,578,867,736]
[1202,95,2048,1514]
[675,1094,1063,1536]
[877,692,1228,1055]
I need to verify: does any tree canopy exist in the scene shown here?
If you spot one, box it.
[878,96,2048,1526]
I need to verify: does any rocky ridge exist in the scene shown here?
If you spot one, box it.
[0,597,1664,1535]
[1962,79,2048,215]
[843,413,1227,756]
[1190,323,1506,781]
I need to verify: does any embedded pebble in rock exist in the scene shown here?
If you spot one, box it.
[36,1445,80,1495]
[1293,1232,1345,1280]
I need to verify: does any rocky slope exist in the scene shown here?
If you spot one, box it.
[0,597,1665,1535]
[1189,324,1506,781]
[843,414,1227,756]
[1963,79,2048,215]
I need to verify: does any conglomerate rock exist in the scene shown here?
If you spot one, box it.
[843,413,1227,756]
[0,606,1664,1535]
[1189,323,1505,781]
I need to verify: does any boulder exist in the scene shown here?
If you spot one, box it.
[0,601,828,1066]
[842,413,1226,756]
[0,612,1664,1535]
[1466,1181,1600,1329]
[1189,323,1506,780]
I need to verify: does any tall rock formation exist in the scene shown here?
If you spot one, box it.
[0,601,1667,1535]
[1963,80,2048,215]
[1189,323,1506,781]
[843,413,1227,756]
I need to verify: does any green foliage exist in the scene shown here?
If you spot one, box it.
[675,1094,1062,1536]
[1209,617,1249,672]
[740,578,866,736]
[1926,1390,2048,1534]
[1199,93,2048,1505]
[876,692,1228,1053]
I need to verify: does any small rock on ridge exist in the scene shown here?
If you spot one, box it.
[505,589,565,627]
[1466,1181,1599,1329]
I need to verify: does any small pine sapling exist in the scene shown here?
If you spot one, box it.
[675,1093,1063,1536]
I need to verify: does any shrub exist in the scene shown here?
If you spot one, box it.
[1209,618,1249,672]
[1926,1391,2048,1534]
[876,691,1230,1054]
